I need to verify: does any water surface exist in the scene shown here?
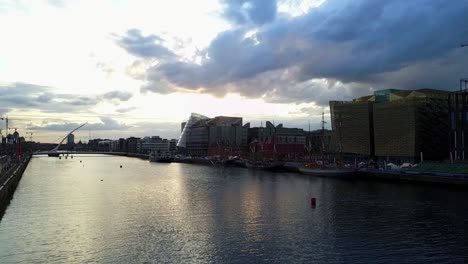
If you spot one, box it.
[0,155,467,263]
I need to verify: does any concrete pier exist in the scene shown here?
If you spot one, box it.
[0,155,31,219]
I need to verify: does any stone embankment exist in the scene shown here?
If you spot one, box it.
[0,155,31,219]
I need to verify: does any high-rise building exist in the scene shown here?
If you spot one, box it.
[67,133,75,145]
[449,80,468,160]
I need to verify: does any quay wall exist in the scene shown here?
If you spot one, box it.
[0,155,31,219]
[358,169,468,186]
[104,152,149,160]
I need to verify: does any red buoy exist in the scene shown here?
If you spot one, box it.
[311,197,317,206]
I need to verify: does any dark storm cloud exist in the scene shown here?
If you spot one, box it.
[120,0,468,104]
[116,29,176,59]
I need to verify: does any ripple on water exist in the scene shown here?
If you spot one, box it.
[0,156,467,263]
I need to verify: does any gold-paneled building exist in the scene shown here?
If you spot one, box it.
[330,89,449,161]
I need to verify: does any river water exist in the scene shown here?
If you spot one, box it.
[0,155,466,263]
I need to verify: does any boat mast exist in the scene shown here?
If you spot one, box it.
[321,112,326,167]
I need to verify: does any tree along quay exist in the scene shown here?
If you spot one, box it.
[0,154,31,220]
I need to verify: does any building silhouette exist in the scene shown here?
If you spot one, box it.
[67,133,75,145]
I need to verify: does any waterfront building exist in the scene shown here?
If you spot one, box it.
[153,139,171,156]
[373,89,449,161]
[97,140,113,152]
[449,80,468,161]
[110,140,120,152]
[248,122,306,159]
[305,129,333,154]
[206,116,247,156]
[181,122,187,132]
[117,138,126,152]
[178,113,248,156]
[329,99,374,156]
[169,139,177,154]
[139,136,175,155]
[138,136,162,154]
[330,88,449,162]
[126,137,140,153]
[88,138,111,151]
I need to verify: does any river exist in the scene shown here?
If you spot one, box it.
[0,155,466,263]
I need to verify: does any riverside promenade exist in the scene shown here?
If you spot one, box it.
[0,155,31,218]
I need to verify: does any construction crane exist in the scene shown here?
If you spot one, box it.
[0,116,30,132]
[0,116,9,132]
[26,132,34,142]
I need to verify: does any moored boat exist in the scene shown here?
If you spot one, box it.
[246,160,285,171]
[149,150,173,163]
[298,166,356,178]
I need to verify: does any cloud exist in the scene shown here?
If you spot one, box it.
[0,82,133,114]
[221,0,278,26]
[116,29,176,59]
[131,121,182,139]
[31,117,129,131]
[120,0,468,104]
[115,106,137,113]
[101,91,133,101]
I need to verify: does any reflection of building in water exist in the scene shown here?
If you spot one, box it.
[331,89,449,162]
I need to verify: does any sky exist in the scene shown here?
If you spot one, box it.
[0,0,467,143]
